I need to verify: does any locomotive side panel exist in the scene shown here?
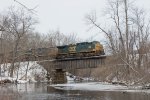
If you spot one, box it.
[57,45,69,58]
[56,41,105,59]
[76,42,94,53]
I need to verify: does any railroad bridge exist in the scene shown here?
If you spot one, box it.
[38,55,106,84]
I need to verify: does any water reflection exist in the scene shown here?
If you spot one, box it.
[0,83,150,100]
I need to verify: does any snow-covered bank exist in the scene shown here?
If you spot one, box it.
[0,76,29,84]
[50,82,128,91]
[0,61,47,83]
[0,61,81,84]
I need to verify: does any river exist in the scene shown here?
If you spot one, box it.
[0,83,150,100]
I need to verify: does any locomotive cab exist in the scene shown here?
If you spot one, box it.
[56,45,68,58]
[68,44,76,57]
[92,41,105,55]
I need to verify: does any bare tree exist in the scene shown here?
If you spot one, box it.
[0,26,5,76]
[86,0,150,81]
[2,6,37,77]
[86,0,129,61]
[130,8,150,69]
[47,30,79,46]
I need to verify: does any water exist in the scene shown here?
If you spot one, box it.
[0,83,150,100]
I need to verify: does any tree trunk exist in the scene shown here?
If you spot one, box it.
[124,0,130,74]
[25,60,30,80]
[10,38,20,77]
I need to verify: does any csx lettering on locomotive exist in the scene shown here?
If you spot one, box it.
[56,41,105,59]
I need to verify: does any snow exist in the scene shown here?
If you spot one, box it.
[50,82,128,91]
[0,61,47,83]
[50,82,150,94]
[0,61,81,84]
[17,80,28,84]
[0,76,16,81]
[66,72,75,81]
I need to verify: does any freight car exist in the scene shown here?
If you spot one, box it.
[7,47,57,62]
[56,41,105,59]
[24,47,57,60]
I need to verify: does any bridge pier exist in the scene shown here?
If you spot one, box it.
[51,69,67,84]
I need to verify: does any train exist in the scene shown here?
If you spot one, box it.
[56,41,105,59]
[0,41,105,63]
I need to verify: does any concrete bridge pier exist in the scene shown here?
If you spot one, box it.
[51,69,67,84]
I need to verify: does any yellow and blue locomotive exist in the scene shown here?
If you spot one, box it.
[56,41,105,59]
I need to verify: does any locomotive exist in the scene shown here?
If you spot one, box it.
[56,41,105,59]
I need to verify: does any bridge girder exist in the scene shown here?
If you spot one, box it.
[38,56,106,71]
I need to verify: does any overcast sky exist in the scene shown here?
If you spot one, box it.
[0,0,150,41]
